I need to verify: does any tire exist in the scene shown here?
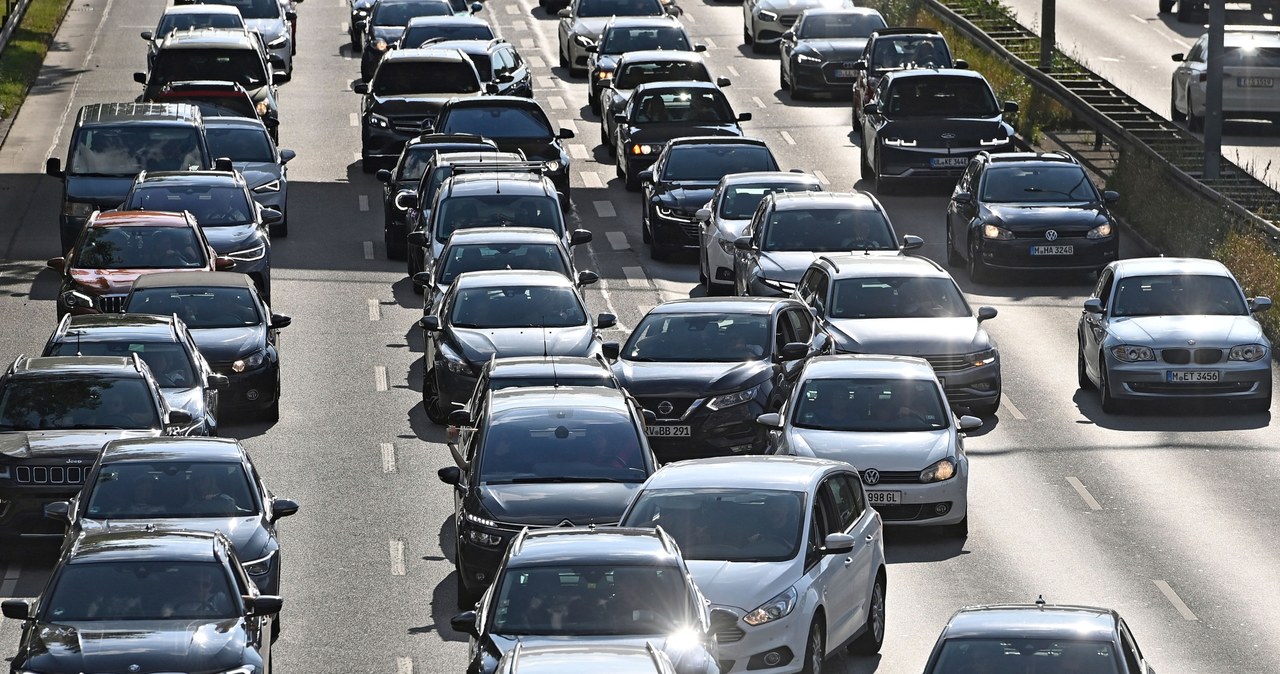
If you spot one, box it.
[263,395,280,423]
[800,618,825,674]
[943,516,968,538]
[649,239,670,261]
[589,96,600,115]
[780,63,789,90]
[1099,357,1122,413]
[624,164,641,191]
[1159,0,1175,12]
[946,223,963,267]
[1077,344,1095,390]
[423,368,449,424]
[1187,88,1204,132]
[751,40,767,55]
[874,171,893,195]
[699,253,709,286]
[967,238,992,284]
[385,230,406,261]
[744,26,753,45]
[361,149,376,174]
[1170,89,1186,122]
[969,395,1000,417]
[641,215,652,243]
[559,45,569,69]
[1176,0,1195,22]
[849,573,886,655]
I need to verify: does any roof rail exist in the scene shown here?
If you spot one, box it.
[510,526,530,556]
[653,525,677,556]
[6,354,25,375]
[815,255,841,274]
[54,312,72,338]
[129,352,147,374]
[500,640,523,674]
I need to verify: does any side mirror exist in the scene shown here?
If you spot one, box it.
[451,611,479,635]
[557,8,572,17]
[570,228,593,246]
[270,314,292,329]
[900,235,924,251]
[957,415,983,431]
[642,408,656,424]
[167,409,194,426]
[407,231,429,247]
[613,113,626,123]
[286,9,298,20]
[976,306,997,322]
[1172,52,1185,62]
[376,169,393,183]
[637,168,653,184]
[448,409,472,427]
[46,257,65,272]
[577,270,600,286]
[596,313,617,329]
[695,207,712,222]
[558,128,575,139]
[133,72,147,84]
[271,497,300,520]
[419,315,441,331]
[43,501,70,522]
[1250,296,1272,313]
[413,271,434,286]
[954,58,969,69]
[141,31,154,41]
[1083,298,1104,314]
[1,599,30,621]
[694,43,707,52]
[779,341,809,361]
[1003,100,1019,114]
[585,44,598,53]
[215,256,236,270]
[821,532,855,555]
[737,112,752,122]
[756,412,783,429]
[261,208,284,226]
[484,81,500,95]
[247,595,283,616]
[45,157,63,179]
[470,1,484,11]
[438,465,462,486]
[279,149,296,164]
[1103,190,1120,204]
[781,30,794,41]
[733,236,754,251]
[852,60,867,71]
[601,341,620,360]
[952,191,973,205]
[207,373,230,391]
[863,102,879,115]
[716,76,731,87]
[353,81,369,94]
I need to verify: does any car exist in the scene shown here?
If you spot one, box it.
[1171,27,1280,131]
[47,209,230,318]
[144,80,278,142]
[778,8,886,99]
[793,255,1002,415]
[494,644,680,674]
[119,167,279,301]
[0,355,196,543]
[355,48,488,171]
[758,355,981,533]
[189,0,298,79]
[449,527,720,674]
[695,172,824,296]
[42,313,227,436]
[461,355,621,415]
[620,455,888,672]
[351,0,482,48]
[859,68,1017,193]
[123,271,292,422]
[438,385,658,606]
[135,28,280,126]
[142,5,247,68]
[427,38,534,98]
[420,270,615,421]
[638,136,779,260]
[433,96,576,206]
[743,0,853,53]
[1077,257,1273,413]
[921,598,1156,673]
[586,16,701,113]
[615,81,753,192]
[603,297,827,462]
[851,27,959,127]
[394,15,495,50]
[0,531,281,673]
[733,191,922,297]
[945,151,1120,283]
[205,116,296,236]
[599,51,725,152]
[360,0,480,79]
[558,0,671,77]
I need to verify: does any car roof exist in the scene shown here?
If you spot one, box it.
[817,255,947,278]
[647,296,788,316]
[448,172,551,192]
[445,95,542,109]
[453,269,575,289]
[383,47,471,63]
[101,436,244,463]
[406,14,490,27]
[720,171,821,188]
[503,644,671,674]
[645,456,849,491]
[489,385,631,416]
[1110,257,1231,278]
[884,68,985,82]
[435,150,524,165]
[979,151,1078,166]
[408,132,496,148]
[667,135,770,149]
[446,227,564,245]
[9,356,141,377]
[769,191,878,210]
[486,356,612,379]
[70,530,218,565]
[870,26,943,37]
[941,604,1120,641]
[131,271,258,290]
[509,528,680,567]
[90,210,196,229]
[164,4,243,15]
[802,354,938,380]
[427,39,501,55]
[616,50,706,65]
[136,171,244,187]
[604,15,683,27]
[202,115,270,132]
[55,314,181,342]
[633,79,723,94]
[158,28,259,49]
[78,102,203,126]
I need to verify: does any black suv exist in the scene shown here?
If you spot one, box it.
[1,530,281,673]
[438,385,656,606]
[0,355,194,543]
[429,38,534,98]
[359,0,482,79]
[604,297,827,461]
[945,151,1120,282]
[135,28,279,130]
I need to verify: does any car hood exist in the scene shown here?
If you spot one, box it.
[786,427,952,470]
[827,317,987,354]
[64,175,137,204]
[984,203,1106,231]
[68,269,170,294]
[451,325,596,364]
[371,25,406,42]
[188,326,266,362]
[628,124,743,145]
[201,223,262,255]
[234,165,284,190]
[371,95,473,115]
[613,360,771,397]
[160,386,205,420]
[684,559,797,612]
[795,38,868,60]
[488,634,716,674]
[477,482,640,526]
[882,117,1008,144]
[1105,315,1265,346]
[22,620,248,674]
[244,17,288,39]
[570,17,613,39]
[0,430,157,460]
[754,251,821,284]
[79,517,268,558]
[653,184,718,214]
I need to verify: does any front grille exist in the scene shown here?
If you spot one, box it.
[1161,348,1223,365]
[95,294,126,313]
[873,502,950,521]
[15,465,86,485]
[778,14,798,26]
[680,221,701,239]
[711,610,744,644]
[862,470,919,485]
[636,397,698,420]
[389,114,434,134]
[923,354,973,374]
[1012,228,1092,239]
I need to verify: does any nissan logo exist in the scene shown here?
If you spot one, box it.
[1045,229,1059,241]
[657,401,674,415]
[940,132,956,139]
[862,469,881,486]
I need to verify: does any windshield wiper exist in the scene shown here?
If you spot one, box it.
[504,476,640,484]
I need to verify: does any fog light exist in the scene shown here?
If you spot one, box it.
[763,653,782,666]
[729,444,754,454]
[747,648,794,670]
[973,382,993,391]
[474,571,487,582]
[934,503,950,515]
[246,389,260,401]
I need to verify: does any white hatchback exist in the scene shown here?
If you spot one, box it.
[1171,27,1280,131]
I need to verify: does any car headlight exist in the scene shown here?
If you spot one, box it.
[982,223,1013,240]
[544,159,562,172]
[630,143,656,155]
[368,112,391,129]
[967,348,997,367]
[60,290,95,309]
[795,53,821,63]
[1086,223,1113,239]
[252,180,281,194]
[227,244,266,261]
[707,384,761,410]
[219,667,257,674]
[919,457,957,483]
[1110,345,1154,362]
[596,69,613,79]
[1229,343,1268,362]
[755,276,796,294]
[440,343,474,376]
[463,512,505,547]
[743,586,797,626]
[256,100,271,117]
[64,201,95,218]
[757,9,778,21]
[718,236,737,254]
[243,549,276,576]
[233,350,268,373]
[979,136,1008,146]
[574,34,595,48]
[882,137,918,147]
[267,35,288,48]
[656,206,689,220]
[374,38,388,51]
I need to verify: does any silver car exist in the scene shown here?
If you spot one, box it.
[557,0,669,77]
[204,116,295,237]
[201,0,296,80]
[1170,27,1280,132]
[143,5,246,68]
[742,0,853,53]
[1077,257,1273,413]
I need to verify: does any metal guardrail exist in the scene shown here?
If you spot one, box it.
[0,0,33,55]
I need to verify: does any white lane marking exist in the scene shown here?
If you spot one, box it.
[522,39,539,51]
[579,240,631,333]
[381,442,397,473]
[1153,580,1198,621]
[683,11,695,22]
[538,76,557,89]
[1065,477,1102,510]
[581,172,603,188]
[606,231,628,249]
[703,36,717,49]
[1098,56,1121,62]
[727,66,739,77]
[349,112,358,127]
[363,241,375,260]
[0,561,19,596]
[568,144,590,159]
[814,170,830,185]
[341,21,349,33]
[1002,398,1026,420]
[358,195,370,212]
[623,266,648,288]
[594,200,616,218]
[1128,13,1147,23]
[549,95,567,110]
[780,131,796,145]
[505,3,519,13]
[397,657,414,674]
[374,366,388,392]
[526,54,545,68]
[48,0,117,160]
[559,119,578,134]
[751,96,766,109]
[368,299,381,321]
[389,540,406,576]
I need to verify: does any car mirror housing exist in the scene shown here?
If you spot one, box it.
[376,169,393,183]
[821,532,855,555]
[638,168,653,184]
[779,341,809,361]
[45,157,63,179]
[215,256,236,271]
[957,415,983,431]
[406,231,428,247]
[558,127,575,139]
[448,409,472,427]
[862,102,879,115]
[353,81,369,94]
[954,58,969,69]
[601,341,620,360]
[166,409,194,426]
[737,112,752,122]
[133,72,147,85]
[438,465,462,486]
[1003,100,1019,114]
[261,208,284,226]
[695,207,712,222]
[413,271,434,286]
[272,497,300,520]
[557,8,572,17]
[694,43,707,52]
[570,228,593,246]
[852,60,867,71]
[585,44,598,53]
[279,148,296,164]
[733,236,754,251]
[141,31,154,41]
[1083,298,1104,314]
[716,76,731,87]
[419,315,441,331]
[613,113,626,123]
[46,257,65,272]
[900,235,924,251]
[451,610,479,635]
[577,270,600,286]
[270,314,292,329]
[1172,52,1185,62]
[1103,190,1120,204]
[756,412,783,429]
[43,501,70,522]
[1250,296,1272,313]
[951,191,973,205]
[470,1,483,11]
[208,373,230,391]
[247,595,283,616]
[1,599,30,621]
[596,312,617,329]
[976,306,998,322]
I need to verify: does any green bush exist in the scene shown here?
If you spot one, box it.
[1214,227,1280,340]
[0,0,75,121]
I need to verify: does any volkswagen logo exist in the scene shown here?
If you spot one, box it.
[558,520,575,528]
[657,401,674,415]
[940,132,956,139]
[1187,339,1196,346]
[1045,230,1059,241]
[129,666,141,673]
[862,469,881,486]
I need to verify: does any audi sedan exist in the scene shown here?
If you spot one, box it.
[743,0,853,53]
[778,8,885,99]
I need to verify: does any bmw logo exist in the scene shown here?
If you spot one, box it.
[862,469,881,486]
[1187,339,1196,345]
[657,401,674,415]
[1045,230,1059,241]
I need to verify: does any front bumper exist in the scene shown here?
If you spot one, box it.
[641,399,766,462]
[978,235,1117,272]
[1104,353,1272,403]
[434,362,480,412]
[864,475,967,526]
[249,187,287,220]
[751,14,796,46]
[790,59,860,94]
[878,142,1013,182]
[456,526,512,596]
[212,361,279,413]
[0,476,88,539]
[363,124,422,160]
[712,605,806,674]
[704,232,736,289]
[650,205,701,250]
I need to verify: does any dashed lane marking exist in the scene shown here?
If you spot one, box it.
[505,3,519,12]
[727,66,739,77]
[1153,580,1198,621]
[594,201,616,218]
[0,561,19,596]
[349,112,358,127]
[606,231,628,249]
[363,241,375,260]
[389,540,406,576]
[538,76,557,89]
[623,266,648,288]
[374,366,388,392]
[814,170,830,185]
[397,657,413,674]
[381,443,396,473]
[780,131,796,145]
[751,96,766,109]
[1065,477,1102,510]
[549,95,567,110]
[1002,397,1026,420]
[358,195,370,212]
[581,172,603,189]
[568,144,589,159]
[368,299,381,321]
[703,36,717,49]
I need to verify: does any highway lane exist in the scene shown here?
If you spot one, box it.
[0,0,1278,672]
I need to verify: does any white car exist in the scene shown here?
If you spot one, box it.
[1170,26,1280,132]
[757,354,980,535]
[742,0,853,53]
[558,0,669,77]
[620,455,887,674]
[695,172,823,297]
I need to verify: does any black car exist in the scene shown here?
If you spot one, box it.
[456,355,621,418]
[0,355,194,543]
[945,151,1120,283]
[123,272,291,422]
[438,385,656,607]
[614,81,752,192]
[0,530,281,673]
[779,8,886,99]
[603,297,827,461]
[204,115,295,235]
[638,136,779,260]
[144,80,276,140]
[135,28,280,130]
[429,38,534,98]
[496,644,680,674]
[586,16,701,113]
[433,96,576,207]
[355,48,488,171]
[359,0,461,80]
[859,68,1017,194]
[42,313,227,436]
[376,133,498,260]
[395,15,495,50]
[851,27,959,126]
[351,0,484,49]
[598,52,724,153]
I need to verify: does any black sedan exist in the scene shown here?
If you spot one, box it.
[779,8,886,99]
[430,38,535,98]
[598,51,723,153]
[586,16,701,113]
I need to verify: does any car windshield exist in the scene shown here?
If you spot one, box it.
[205,126,275,163]
[624,312,770,362]
[577,0,664,18]
[0,377,160,431]
[1224,45,1280,67]
[46,342,197,390]
[126,184,255,227]
[719,182,818,220]
[72,226,206,269]
[435,195,564,242]
[69,126,205,175]
[491,564,693,636]
[161,94,257,120]
[797,13,886,39]
[792,377,948,432]
[829,277,971,319]
[157,12,245,36]
[84,460,257,518]
[625,488,805,562]
[762,207,895,251]
[373,60,480,95]
[632,90,734,124]
[125,287,263,329]
[43,562,237,621]
[613,60,711,89]
[1110,274,1249,317]
[207,0,281,19]
[980,165,1096,203]
[450,285,587,328]
[151,49,270,88]
[661,145,777,182]
[490,374,617,390]
[440,106,554,139]
[933,638,1122,674]
[870,35,951,70]
[439,242,570,285]
[477,407,648,483]
[404,23,495,45]
[600,26,691,54]
[884,76,998,116]
[373,0,452,25]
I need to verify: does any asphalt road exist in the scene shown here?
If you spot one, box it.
[0,0,1278,672]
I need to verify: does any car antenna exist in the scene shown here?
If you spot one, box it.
[75,329,82,357]
[1035,594,1046,610]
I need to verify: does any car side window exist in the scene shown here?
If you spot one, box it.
[1187,36,1206,63]
[1118,621,1144,673]
[783,308,813,344]
[509,47,524,69]
[823,475,860,532]
[1095,268,1115,307]
[811,270,830,317]
[959,159,982,193]
[797,269,817,305]
[840,473,865,521]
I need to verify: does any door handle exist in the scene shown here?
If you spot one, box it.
[843,557,854,566]
[865,534,874,542]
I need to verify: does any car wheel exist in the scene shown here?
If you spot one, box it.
[1176,0,1196,22]
[744,26,753,45]
[1098,357,1122,413]
[350,32,362,52]
[361,148,376,174]
[800,617,825,674]
[780,63,789,90]
[1077,343,1095,390]
[1187,88,1204,132]
[589,95,601,115]
[751,39,767,55]
[850,573,886,655]
[967,238,992,284]
[263,390,280,423]
[946,223,963,266]
[699,252,709,286]
[624,164,641,191]
[1170,88,1186,122]
[559,44,569,69]
[943,516,968,538]
[873,171,893,195]
[1159,0,1175,11]
[423,368,449,424]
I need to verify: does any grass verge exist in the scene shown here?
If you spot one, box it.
[0,0,74,121]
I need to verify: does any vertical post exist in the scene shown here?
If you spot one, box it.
[1204,0,1224,179]
[1040,0,1056,72]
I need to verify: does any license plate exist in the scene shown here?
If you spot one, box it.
[866,491,902,505]
[1031,245,1074,255]
[646,425,691,437]
[1166,370,1220,383]
[834,69,858,78]
[930,157,969,168]
[1237,77,1274,87]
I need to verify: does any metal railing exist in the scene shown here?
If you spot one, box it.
[0,0,33,59]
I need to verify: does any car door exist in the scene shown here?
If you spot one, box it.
[734,198,769,289]
[1080,267,1115,378]
[774,306,818,400]
[1174,36,1207,110]
[948,158,983,255]
[862,78,890,164]
[811,473,865,646]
